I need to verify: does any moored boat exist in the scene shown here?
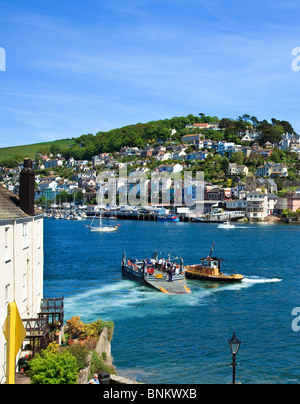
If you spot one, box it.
[85,202,119,232]
[185,243,243,283]
[157,214,180,222]
[121,252,191,295]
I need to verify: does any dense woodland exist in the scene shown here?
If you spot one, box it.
[65,113,296,161]
[0,114,298,181]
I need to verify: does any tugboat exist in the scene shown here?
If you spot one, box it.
[185,243,243,283]
[121,252,191,295]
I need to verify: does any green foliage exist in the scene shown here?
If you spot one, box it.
[66,114,217,160]
[29,345,79,384]
[282,209,300,219]
[63,345,90,371]
[89,350,116,378]
[65,316,114,341]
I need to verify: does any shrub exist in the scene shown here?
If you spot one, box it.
[64,345,89,371]
[29,345,79,384]
[89,351,116,379]
[65,316,86,338]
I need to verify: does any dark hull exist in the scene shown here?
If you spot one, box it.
[122,265,191,294]
[122,266,146,283]
[185,271,243,283]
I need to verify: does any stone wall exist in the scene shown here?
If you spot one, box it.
[77,327,139,385]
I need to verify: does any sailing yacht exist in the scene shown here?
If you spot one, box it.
[86,204,119,233]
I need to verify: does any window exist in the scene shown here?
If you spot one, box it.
[36,220,41,249]
[22,223,28,249]
[5,227,11,262]
[22,273,27,302]
[5,284,10,311]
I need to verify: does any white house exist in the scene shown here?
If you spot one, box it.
[246,192,268,221]
[256,162,288,178]
[181,134,202,144]
[171,151,187,161]
[0,160,44,383]
[156,152,171,162]
[228,163,249,176]
[218,141,236,156]
[241,131,261,142]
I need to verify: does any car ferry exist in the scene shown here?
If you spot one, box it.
[121,252,191,295]
[185,243,243,283]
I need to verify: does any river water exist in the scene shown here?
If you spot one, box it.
[43,219,300,384]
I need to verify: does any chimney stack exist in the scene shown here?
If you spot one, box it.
[19,158,35,215]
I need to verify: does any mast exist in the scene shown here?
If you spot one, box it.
[208,242,215,258]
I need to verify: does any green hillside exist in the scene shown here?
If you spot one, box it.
[0,139,75,162]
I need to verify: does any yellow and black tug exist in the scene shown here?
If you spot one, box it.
[185,243,244,283]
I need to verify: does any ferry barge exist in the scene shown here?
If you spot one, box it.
[185,243,243,283]
[121,252,191,295]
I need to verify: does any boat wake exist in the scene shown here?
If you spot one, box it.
[242,276,282,285]
[63,277,282,320]
[63,280,171,321]
[183,276,282,306]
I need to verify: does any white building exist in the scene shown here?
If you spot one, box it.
[256,162,288,178]
[218,141,236,156]
[240,131,261,142]
[181,134,202,144]
[0,160,44,383]
[228,163,249,176]
[246,192,268,221]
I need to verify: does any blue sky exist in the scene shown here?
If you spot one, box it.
[0,0,300,147]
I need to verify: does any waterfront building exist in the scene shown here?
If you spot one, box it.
[0,159,44,383]
[206,187,231,201]
[286,194,300,212]
[225,199,247,211]
[267,193,279,215]
[246,192,268,221]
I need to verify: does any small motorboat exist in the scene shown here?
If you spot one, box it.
[218,219,235,229]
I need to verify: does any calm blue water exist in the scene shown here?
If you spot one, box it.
[44,219,300,384]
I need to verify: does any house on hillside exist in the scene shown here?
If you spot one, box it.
[256,162,288,178]
[228,163,249,176]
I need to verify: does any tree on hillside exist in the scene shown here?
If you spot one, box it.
[230,151,245,165]
[258,124,284,145]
